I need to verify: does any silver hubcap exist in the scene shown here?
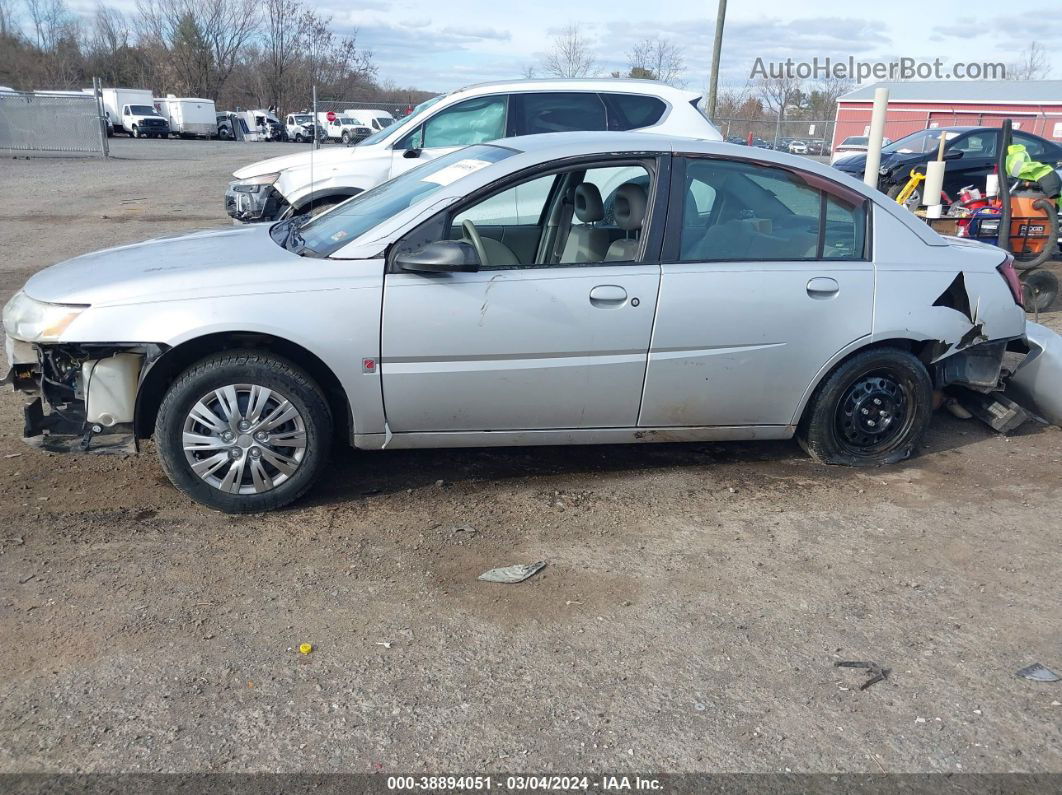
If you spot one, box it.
[182,384,307,495]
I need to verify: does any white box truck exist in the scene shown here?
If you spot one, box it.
[155,95,217,138]
[96,88,168,137]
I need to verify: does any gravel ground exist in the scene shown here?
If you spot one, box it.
[0,140,1060,774]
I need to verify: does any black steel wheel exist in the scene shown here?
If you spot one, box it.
[798,347,933,466]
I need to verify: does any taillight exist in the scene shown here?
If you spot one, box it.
[997,255,1025,309]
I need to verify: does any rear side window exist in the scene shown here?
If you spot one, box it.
[603,94,666,130]
[515,92,606,135]
[676,158,867,262]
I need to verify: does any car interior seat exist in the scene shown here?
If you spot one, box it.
[560,183,613,263]
[604,183,648,261]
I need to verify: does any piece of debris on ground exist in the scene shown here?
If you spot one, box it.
[478,561,547,584]
[1016,663,1060,682]
[834,660,889,691]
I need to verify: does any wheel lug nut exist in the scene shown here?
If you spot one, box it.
[250,448,262,459]
[229,449,241,460]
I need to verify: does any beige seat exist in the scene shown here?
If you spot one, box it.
[560,183,612,264]
[604,183,648,261]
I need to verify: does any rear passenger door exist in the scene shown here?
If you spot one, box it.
[639,156,874,428]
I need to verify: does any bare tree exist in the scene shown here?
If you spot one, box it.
[626,37,685,86]
[136,0,260,97]
[1009,41,1050,80]
[0,0,18,37]
[542,24,596,78]
[758,73,803,147]
[25,0,75,50]
[521,64,536,79]
[263,0,307,110]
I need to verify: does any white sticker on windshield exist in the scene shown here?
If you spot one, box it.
[421,159,493,186]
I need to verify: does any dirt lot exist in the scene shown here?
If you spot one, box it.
[0,140,1060,774]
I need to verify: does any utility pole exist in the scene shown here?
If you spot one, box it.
[706,0,727,121]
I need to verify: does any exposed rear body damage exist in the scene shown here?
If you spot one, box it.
[1007,321,1062,427]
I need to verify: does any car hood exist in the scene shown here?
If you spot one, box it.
[233,143,383,179]
[834,151,919,173]
[23,225,301,306]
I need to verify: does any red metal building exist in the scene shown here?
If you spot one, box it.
[833,80,1062,149]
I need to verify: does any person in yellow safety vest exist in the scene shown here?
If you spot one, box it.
[1006,143,1061,198]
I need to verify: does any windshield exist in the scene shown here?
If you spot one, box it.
[293,114,311,124]
[842,137,868,147]
[882,129,960,154]
[357,94,444,147]
[287,143,516,257]
[130,105,158,115]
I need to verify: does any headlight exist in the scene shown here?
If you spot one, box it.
[232,173,280,193]
[2,292,88,342]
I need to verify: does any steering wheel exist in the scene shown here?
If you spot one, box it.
[461,219,490,268]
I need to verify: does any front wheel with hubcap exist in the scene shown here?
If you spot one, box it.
[797,347,933,466]
[156,351,332,513]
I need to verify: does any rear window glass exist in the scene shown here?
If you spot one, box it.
[603,94,666,131]
[516,92,606,135]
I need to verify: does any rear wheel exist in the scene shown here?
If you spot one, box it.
[797,347,933,466]
[155,351,332,513]
[1022,269,1059,313]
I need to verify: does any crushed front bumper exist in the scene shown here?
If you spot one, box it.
[4,341,150,455]
[225,183,288,223]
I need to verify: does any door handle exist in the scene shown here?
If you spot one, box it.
[589,285,628,307]
[806,277,839,300]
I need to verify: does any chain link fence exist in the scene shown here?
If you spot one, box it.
[0,89,108,156]
[712,117,835,153]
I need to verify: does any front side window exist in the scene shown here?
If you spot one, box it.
[677,158,866,262]
[405,95,509,149]
[443,161,655,269]
[1014,131,1047,158]
[952,131,997,157]
[515,92,606,135]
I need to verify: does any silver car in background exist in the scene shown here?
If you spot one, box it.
[4,132,1056,513]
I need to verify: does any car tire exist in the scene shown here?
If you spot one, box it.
[1022,269,1059,313]
[155,350,333,514]
[797,347,933,467]
[295,133,304,143]
[341,131,351,145]
[131,125,139,138]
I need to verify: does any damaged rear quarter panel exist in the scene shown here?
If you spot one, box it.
[871,207,1025,354]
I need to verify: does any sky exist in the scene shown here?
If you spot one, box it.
[59,0,1062,94]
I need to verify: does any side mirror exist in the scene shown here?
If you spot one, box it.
[944,150,964,161]
[396,240,480,274]
[403,148,422,159]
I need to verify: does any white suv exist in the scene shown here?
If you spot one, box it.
[225,79,722,222]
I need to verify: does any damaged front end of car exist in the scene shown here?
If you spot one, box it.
[3,339,163,454]
[3,292,165,454]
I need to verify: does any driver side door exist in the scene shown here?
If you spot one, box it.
[380,157,667,433]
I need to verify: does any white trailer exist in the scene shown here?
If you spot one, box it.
[95,88,155,134]
[155,95,217,138]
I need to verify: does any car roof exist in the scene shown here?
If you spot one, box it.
[450,77,700,101]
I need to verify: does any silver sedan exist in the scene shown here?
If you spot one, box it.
[3,132,1057,512]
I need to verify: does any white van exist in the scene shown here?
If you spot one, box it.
[343,109,395,133]
[155,95,216,138]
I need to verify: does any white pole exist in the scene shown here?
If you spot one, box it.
[863,87,889,188]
